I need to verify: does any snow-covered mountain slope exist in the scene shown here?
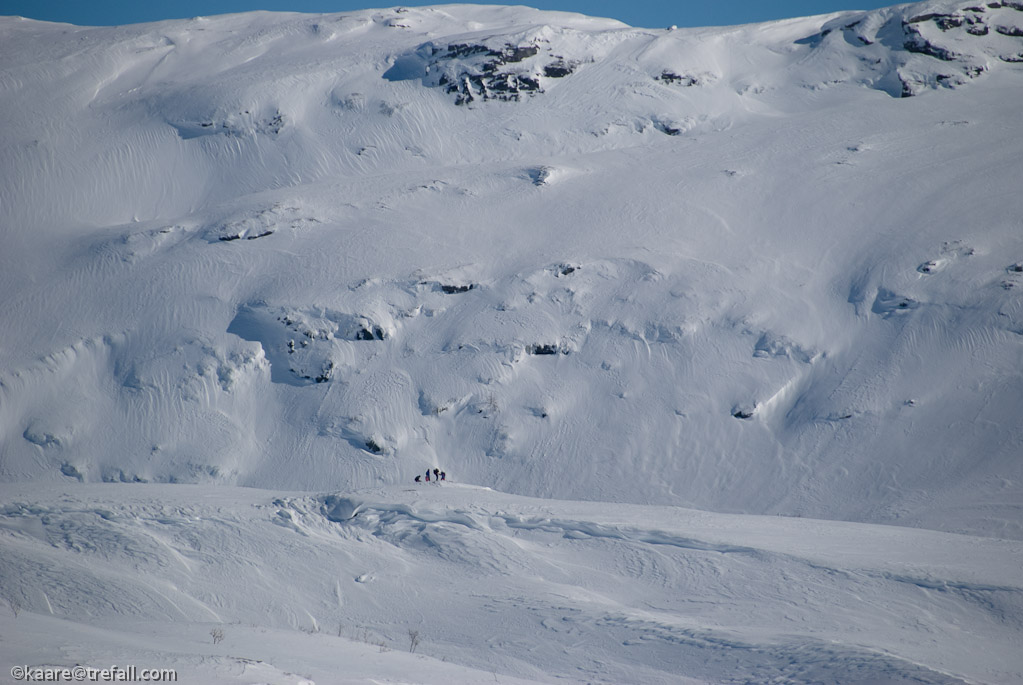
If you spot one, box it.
[2,2,1022,536]
[1,4,1022,680]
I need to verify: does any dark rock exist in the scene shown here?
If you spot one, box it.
[967,24,991,35]
[732,407,756,419]
[529,166,552,185]
[903,36,958,61]
[871,288,920,315]
[502,45,539,63]
[543,61,576,78]
[654,120,684,136]
[995,24,1023,35]
[520,75,541,90]
[658,70,700,86]
[908,13,965,30]
[425,42,550,105]
[354,324,387,340]
[445,43,499,59]
[440,283,475,294]
[220,229,273,242]
[61,463,84,481]
[529,343,560,356]
[900,76,916,98]
[263,112,284,135]
[364,439,382,454]
[452,71,543,105]
[315,361,334,383]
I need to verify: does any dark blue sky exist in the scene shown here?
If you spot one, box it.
[2,1,896,29]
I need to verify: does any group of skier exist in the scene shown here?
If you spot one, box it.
[415,468,446,484]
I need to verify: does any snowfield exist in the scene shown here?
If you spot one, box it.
[1,1,1022,682]
[2,483,1022,684]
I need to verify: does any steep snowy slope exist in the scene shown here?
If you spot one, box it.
[2,3,1023,683]
[2,2,1022,537]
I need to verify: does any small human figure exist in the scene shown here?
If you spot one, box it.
[433,468,440,481]
[440,471,446,481]
[414,475,421,483]
[425,470,430,482]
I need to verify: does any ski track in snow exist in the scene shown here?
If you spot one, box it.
[2,1,1023,682]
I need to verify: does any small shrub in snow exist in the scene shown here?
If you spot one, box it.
[408,628,421,653]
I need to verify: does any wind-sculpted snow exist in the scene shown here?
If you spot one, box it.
[1,3,1022,681]
[2,484,1021,683]
[1,1,1022,535]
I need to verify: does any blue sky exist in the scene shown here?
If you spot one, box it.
[3,1,897,29]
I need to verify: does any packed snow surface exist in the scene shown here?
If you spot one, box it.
[1,1,1022,683]
[3,482,1023,684]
